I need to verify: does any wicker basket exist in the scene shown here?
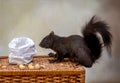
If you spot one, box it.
[0,56,85,83]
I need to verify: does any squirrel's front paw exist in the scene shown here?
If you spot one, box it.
[48,53,55,57]
[48,59,57,63]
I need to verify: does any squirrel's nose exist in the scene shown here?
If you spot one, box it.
[39,43,41,47]
[39,42,43,47]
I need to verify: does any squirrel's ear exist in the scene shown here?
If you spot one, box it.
[49,31,54,36]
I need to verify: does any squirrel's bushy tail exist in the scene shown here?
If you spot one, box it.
[82,16,112,62]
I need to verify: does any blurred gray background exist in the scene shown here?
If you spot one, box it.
[0,0,120,83]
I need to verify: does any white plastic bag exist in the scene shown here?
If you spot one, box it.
[8,37,37,64]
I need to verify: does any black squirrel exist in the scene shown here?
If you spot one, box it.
[39,16,112,67]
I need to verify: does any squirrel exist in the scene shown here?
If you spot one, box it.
[39,16,112,67]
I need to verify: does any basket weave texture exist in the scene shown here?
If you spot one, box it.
[0,56,85,83]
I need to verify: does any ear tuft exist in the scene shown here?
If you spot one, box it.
[49,31,54,35]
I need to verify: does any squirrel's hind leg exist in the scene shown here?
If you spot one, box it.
[75,48,93,67]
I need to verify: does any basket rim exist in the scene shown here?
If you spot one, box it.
[0,70,85,75]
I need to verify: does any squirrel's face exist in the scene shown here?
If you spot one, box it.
[39,31,54,48]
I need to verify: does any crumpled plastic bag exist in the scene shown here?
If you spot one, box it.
[8,37,37,64]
